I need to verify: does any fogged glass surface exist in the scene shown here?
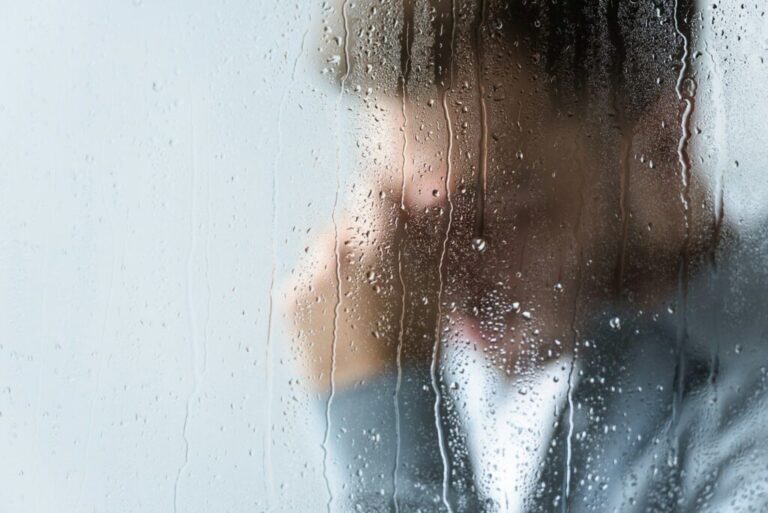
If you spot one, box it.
[2,1,768,512]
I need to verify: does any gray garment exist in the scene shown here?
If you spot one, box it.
[533,233,768,513]
[327,364,482,512]
[327,232,768,512]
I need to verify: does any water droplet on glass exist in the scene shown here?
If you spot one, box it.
[471,238,487,252]
[609,317,621,330]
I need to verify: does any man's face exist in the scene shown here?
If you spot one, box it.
[323,0,711,354]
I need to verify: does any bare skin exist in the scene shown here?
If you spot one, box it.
[284,5,713,392]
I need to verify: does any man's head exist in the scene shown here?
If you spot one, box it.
[309,0,712,352]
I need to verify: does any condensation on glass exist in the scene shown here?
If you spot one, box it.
[2,1,768,512]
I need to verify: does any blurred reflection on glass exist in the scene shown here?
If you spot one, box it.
[284,1,768,512]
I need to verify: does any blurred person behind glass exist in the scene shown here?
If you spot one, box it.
[284,1,768,511]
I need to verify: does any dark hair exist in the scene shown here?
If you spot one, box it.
[440,0,693,121]
[320,0,694,123]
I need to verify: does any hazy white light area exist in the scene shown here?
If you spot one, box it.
[0,2,333,512]
[695,0,768,229]
[1,1,767,513]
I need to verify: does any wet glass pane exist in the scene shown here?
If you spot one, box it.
[3,1,768,512]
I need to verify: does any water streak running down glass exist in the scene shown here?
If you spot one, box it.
[2,1,768,512]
